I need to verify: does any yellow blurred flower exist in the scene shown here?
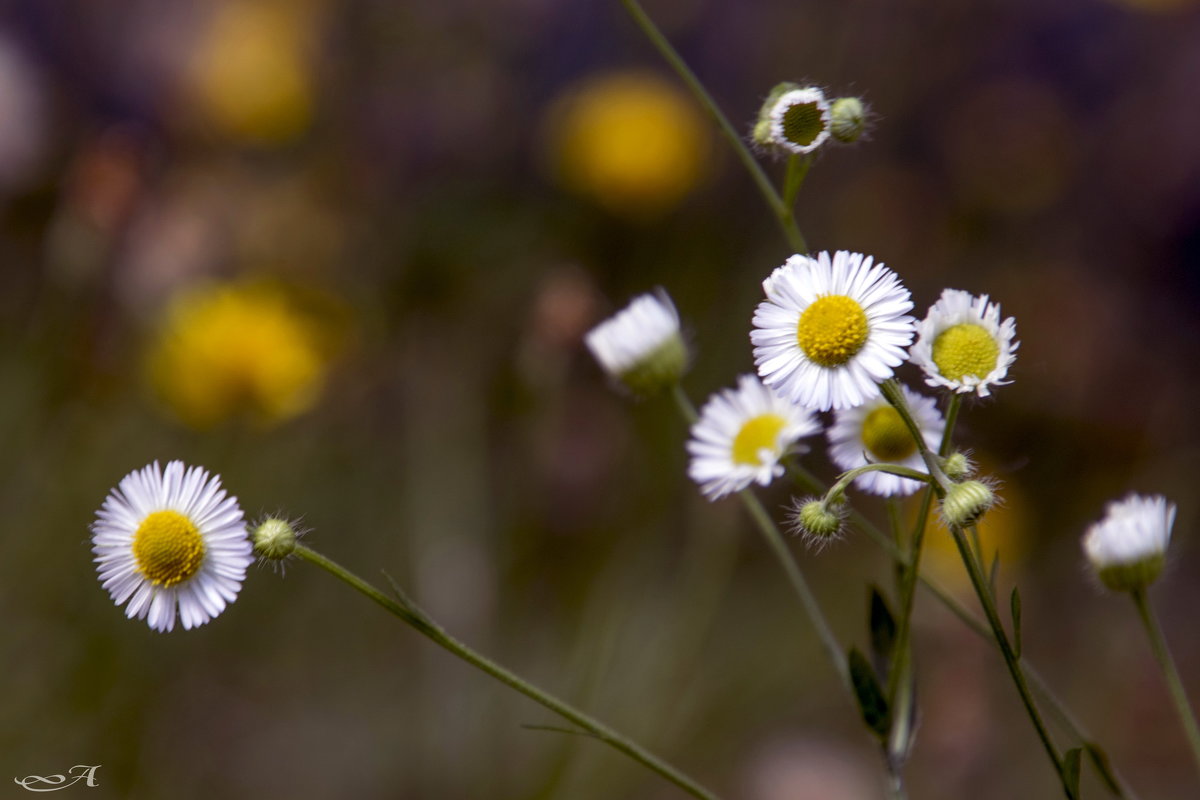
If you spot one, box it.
[547,72,709,219]
[187,2,314,144]
[148,281,338,428]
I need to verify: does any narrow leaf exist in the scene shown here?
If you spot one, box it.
[1084,741,1123,796]
[1063,747,1082,799]
[1010,587,1023,660]
[869,586,897,678]
[848,648,891,740]
[988,547,1001,597]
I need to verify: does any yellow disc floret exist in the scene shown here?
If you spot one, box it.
[797,295,870,367]
[732,413,787,465]
[931,323,999,382]
[861,406,917,462]
[133,510,206,587]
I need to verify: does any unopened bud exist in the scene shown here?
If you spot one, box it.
[253,517,299,560]
[940,480,995,528]
[829,96,867,143]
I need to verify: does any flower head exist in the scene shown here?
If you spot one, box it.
[790,497,847,546]
[753,84,832,155]
[910,289,1018,397]
[828,385,944,496]
[585,289,687,395]
[148,280,337,428]
[687,375,820,500]
[92,461,253,632]
[752,251,915,411]
[1083,494,1175,592]
[547,71,708,218]
[940,479,997,528]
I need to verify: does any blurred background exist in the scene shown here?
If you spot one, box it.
[2,0,1199,797]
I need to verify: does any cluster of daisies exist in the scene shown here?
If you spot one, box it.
[586,248,1176,588]
[83,249,1172,634]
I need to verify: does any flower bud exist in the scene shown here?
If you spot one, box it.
[585,290,689,396]
[941,452,973,482]
[790,497,845,545]
[253,517,299,560]
[829,96,867,143]
[940,480,995,528]
[1083,494,1174,593]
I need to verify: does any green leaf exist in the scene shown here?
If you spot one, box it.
[1063,747,1082,799]
[868,586,897,678]
[848,648,891,739]
[1084,741,1123,796]
[989,547,1001,597]
[1010,586,1023,660]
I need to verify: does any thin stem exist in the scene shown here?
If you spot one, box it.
[294,545,721,800]
[782,154,813,210]
[617,0,807,254]
[738,488,850,691]
[1130,588,1200,778]
[947,529,1073,798]
[671,385,849,691]
[785,459,1134,797]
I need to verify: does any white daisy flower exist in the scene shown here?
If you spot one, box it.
[91,460,253,632]
[910,289,1018,397]
[1083,494,1175,592]
[585,289,687,395]
[827,385,944,497]
[687,374,820,500]
[751,250,915,411]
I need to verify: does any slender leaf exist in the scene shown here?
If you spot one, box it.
[989,547,1001,597]
[848,648,891,739]
[1063,747,1082,799]
[869,585,898,679]
[1011,586,1023,660]
[1084,741,1123,796]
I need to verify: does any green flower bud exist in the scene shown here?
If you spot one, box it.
[940,480,995,528]
[791,497,845,546]
[829,96,868,144]
[253,517,299,560]
[941,452,973,482]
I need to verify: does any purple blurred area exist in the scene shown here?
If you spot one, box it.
[2,0,1199,798]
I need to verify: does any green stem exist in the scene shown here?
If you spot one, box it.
[671,386,848,692]
[294,545,721,800]
[947,529,1073,798]
[616,0,807,254]
[785,459,1134,797]
[1130,587,1200,778]
[782,154,813,210]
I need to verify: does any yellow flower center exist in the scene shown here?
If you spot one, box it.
[796,295,870,367]
[781,100,826,147]
[931,323,999,381]
[861,406,917,462]
[132,510,206,587]
[732,413,787,466]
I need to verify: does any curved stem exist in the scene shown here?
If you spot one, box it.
[671,386,848,692]
[1130,588,1200,779]
[617,0,807,254]
[294,545,721,800]
[947,529,1073,798]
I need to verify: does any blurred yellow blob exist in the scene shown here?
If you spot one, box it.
[188,2,314,144]
[919,473,1029,595]
[548,72,708,219]
[148,281,335,428]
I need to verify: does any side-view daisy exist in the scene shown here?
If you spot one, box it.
[752,250,915,411]
[585,289,688,396]
[687,374,820,500]
[827,384,945,497]
[910,288,1018,397]
[1083,493,1175,592]
[91,460,253,632]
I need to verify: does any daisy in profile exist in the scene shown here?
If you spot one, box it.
[910,289,1017,397]
[1083,494,1175,593]
[687,375,820,500]
[827,385,945,497]
[751,250,915,411]
[91,461,253,632]
[585,289,688,396]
